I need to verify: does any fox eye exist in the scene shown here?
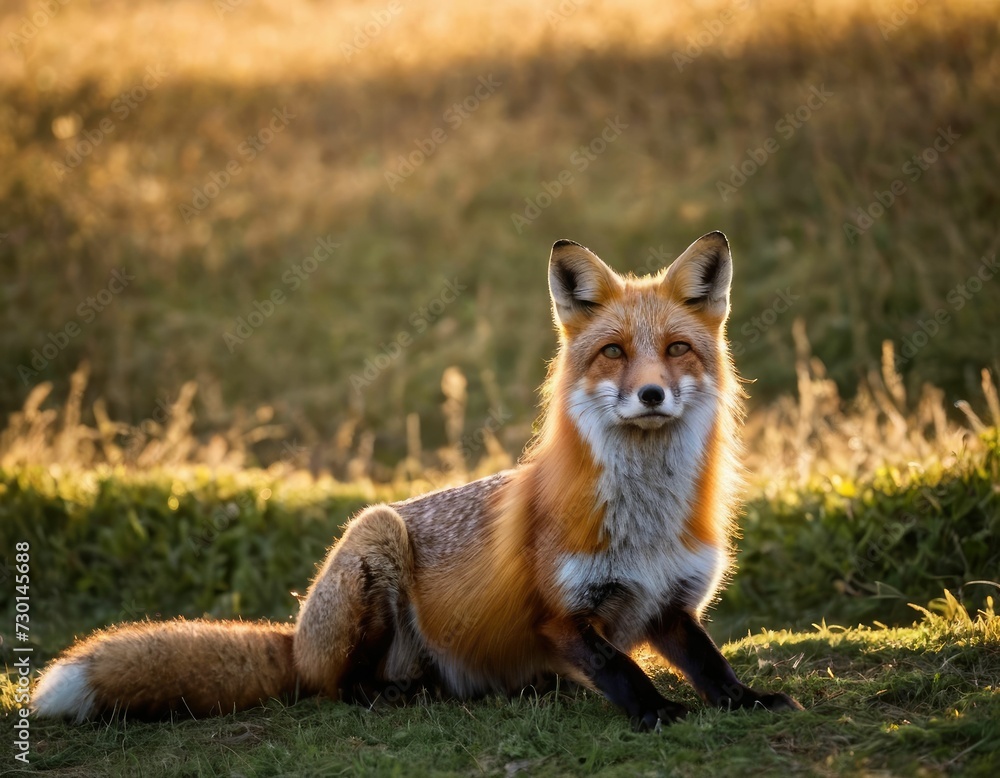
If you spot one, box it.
[601,344,624,359]
[667,342,690,357]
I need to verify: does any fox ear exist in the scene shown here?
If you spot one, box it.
[549,240,621,328]
[664,231,733,320]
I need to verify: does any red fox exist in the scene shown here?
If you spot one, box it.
[33,232,801,729]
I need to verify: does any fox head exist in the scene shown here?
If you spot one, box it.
[546,232,735,434]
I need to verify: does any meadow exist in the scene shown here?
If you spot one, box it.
[0,399,997,775]
[1,0,999,774]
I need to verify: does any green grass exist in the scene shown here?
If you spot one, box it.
[1,431,998,775]
[4,607,998,776]
[0,464,381,654]
[716,427,1000,638]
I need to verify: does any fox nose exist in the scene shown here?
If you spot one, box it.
[637,384,665,407]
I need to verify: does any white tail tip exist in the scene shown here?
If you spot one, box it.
[32,661,98,723]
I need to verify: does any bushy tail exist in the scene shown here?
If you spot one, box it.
[32,619,299,721]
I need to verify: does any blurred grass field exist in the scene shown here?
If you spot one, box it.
[1,0,998,472]
[2,1,1000,774]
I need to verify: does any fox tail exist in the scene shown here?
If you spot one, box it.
[32,619,299,721]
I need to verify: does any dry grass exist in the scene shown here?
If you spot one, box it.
[745,328,1000,487]
[3,345,996,496]
[1,0,997,465]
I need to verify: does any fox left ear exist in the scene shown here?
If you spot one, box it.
[548,240,622,329]
[664,231,733,321]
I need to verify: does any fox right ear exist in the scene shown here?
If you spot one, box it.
[664,231,733,322]
[548,240,621,330]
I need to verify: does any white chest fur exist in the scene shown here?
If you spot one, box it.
[558,381,728,644]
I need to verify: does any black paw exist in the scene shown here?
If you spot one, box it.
[631,701,689,732]
[754,691,804,712]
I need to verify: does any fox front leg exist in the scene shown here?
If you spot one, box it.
[648,606,803,712]
[544,619,687,731]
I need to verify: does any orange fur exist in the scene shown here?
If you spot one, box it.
[43,620,297,719]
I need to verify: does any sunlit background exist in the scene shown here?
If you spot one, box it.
[1,2,999,771]
[2,0,997,480]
